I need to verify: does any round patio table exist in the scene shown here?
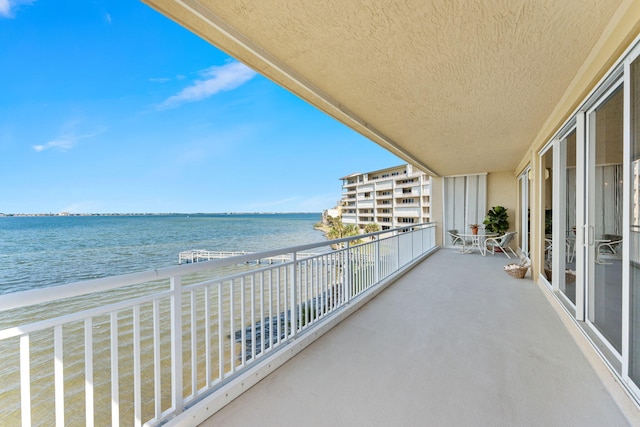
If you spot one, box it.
[456,232,498,256]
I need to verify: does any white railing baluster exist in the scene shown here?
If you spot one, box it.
[204,286,211,386]
[291,252,302,337]
[218,282,224,380]
[153,300,161,421]
[283,266,289,340]
[230,279,235,373]
[291,254,298,335]
[240,277,246,366]
[20,334,31,426]
[133,305,142,427]
[190,290,197,398]
[54,324,64,427]
[110,311,119,427]
[250,275,256,361]
[259,273,264,357]
[267,271,273,351]
[170,276,183,416]
[85,318,94,427]
[277,268,282,344]
[315,256,320,320]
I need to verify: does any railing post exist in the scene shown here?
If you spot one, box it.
[374,238,380,284]
[291,252,297,337]
[397,231,401,269]
[411,229,415,261]
[170,276,184,415]
[344,242,352,302]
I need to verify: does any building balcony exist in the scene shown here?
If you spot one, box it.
[198,250,637,426]
[356,200,374,209]
[375,182,393,191]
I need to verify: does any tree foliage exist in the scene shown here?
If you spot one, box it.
[326,216,360,240]
[364,223,381,234]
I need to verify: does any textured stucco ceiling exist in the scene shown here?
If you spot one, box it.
[145,0,626,176]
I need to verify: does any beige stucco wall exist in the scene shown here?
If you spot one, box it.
[486,171,517,234]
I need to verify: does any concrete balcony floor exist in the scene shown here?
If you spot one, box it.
[200,249,637,426]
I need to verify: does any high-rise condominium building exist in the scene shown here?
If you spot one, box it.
[340,164,430,230]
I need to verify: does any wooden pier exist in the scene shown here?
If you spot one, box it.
[178,249,322,265]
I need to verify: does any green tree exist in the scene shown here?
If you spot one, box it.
[326,216,360,240]
[363,223,381,239]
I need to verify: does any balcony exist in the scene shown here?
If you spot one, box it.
[199,250,636,426]
[1,224,637,426]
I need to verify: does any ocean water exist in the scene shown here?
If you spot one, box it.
[0,213,326,295]
[0,214,330,425]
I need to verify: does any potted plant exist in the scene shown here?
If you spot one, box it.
[483,206,509,235]
[469,224,480,235]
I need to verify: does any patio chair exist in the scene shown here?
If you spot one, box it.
[596,235,622,264]
[485,231,517,259]
[448,229,471,250]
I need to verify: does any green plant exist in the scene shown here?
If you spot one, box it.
[483,206,509,235]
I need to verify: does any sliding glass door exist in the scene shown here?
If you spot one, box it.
[629,52,640,390]
[586,83,624,355]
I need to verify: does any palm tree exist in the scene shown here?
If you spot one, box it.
[326,217,360,247]
[363,223,380,239]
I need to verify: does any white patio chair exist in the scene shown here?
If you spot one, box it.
[596,236,622,264]
[485,231,517,259]
[448,229,471,251]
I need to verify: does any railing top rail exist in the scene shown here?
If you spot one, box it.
[0,222,435,312]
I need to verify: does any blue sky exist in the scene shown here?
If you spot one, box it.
[0,0,401,214]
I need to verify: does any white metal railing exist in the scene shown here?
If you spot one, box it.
[0,223,436,426]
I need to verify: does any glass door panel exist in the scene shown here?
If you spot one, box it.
[560,130,577,304]
[519,168,530,257]
[629,56,640,384]
[541,148,553,281]
[587,85,624,354]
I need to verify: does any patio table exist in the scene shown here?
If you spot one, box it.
[456,232,498,256]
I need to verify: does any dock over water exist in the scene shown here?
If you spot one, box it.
[178,249,322,265]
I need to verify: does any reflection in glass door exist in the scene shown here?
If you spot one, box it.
[560,130,577,305]
[541,147,553,282]
[629,54,640,388]
[518,168,530,257]
[586,84,624,354]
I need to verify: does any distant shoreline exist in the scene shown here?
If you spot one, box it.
[0,212,321,218]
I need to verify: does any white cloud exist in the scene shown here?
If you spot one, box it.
[0,0,35,19]
[157,62,257,110]
[33,123,105,152]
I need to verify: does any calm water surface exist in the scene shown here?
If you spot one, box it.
[0,213,325,295]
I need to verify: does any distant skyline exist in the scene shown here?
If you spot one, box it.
[0,1,402,214]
